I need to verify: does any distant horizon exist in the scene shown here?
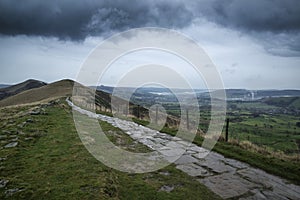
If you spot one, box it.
[1,78,300,91]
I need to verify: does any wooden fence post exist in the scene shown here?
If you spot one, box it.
[186,108,189,130]
[155,105,158,124]
[225,118,229,142]
[137,105,140,119]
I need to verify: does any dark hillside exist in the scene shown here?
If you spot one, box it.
[0,79,47,100]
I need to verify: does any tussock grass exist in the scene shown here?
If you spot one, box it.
[229,139,300,162]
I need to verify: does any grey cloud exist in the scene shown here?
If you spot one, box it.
[0,0,193,40]
[254,31,300,57]
[193,0,300,57]
[2,0,299,40]
[197,0,300,32]
[0,0,299,56]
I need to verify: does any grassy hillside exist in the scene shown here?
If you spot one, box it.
[263,96,300,109]
[0,80,134,114]
[0,79,46,101]
[0,99,220,199]
[0,80,75,107]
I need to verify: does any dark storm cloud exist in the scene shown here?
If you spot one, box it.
[0,0,299,56]
[0,0,193,40]
[1,0,299,38]
[196,0,300,32]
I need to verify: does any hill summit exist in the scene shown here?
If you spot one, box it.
[0,79,75,107]
[0,79,47,101]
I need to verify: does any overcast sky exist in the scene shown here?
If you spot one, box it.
[0,0,300,89]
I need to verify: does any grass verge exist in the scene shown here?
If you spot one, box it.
[0,101,220,199]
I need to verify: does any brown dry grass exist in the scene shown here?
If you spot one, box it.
[228,139,300,162]
[0,79,74,107]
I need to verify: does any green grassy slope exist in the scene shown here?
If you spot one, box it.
[0,100,220,199]
[264,96,300,109]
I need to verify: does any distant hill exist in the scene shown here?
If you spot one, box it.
[207,89,300,101]
[0,79,168,125]
[0,79,73,107]
[263,96,300,110]
[95,85,114,94]
[0,79,47,101]
[256,90,300,98]
[0,79,122,109]
[0,84,10,89]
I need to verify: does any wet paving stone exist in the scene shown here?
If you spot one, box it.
[68,100,300,200]
[198,173,258,199]
[176,163,212,177]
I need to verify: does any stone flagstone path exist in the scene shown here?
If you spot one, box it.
[68,100,300,199]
